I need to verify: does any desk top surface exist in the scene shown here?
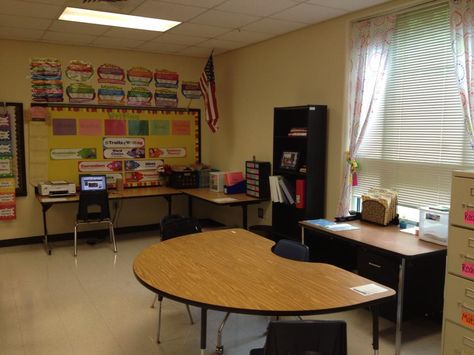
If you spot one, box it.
[133,229,395,315]
[300,220,446,257]
[181,188,261,205]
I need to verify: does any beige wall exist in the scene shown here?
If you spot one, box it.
[0,0,414,240]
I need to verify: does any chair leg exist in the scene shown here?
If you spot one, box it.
[108,221,117,253]
[156,295,163,344]
[186,304,194,324]
[215,312,230,355]
[151,294,158,308]
[74,224,78,257]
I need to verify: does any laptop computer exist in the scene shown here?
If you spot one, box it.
[80,175,107,192]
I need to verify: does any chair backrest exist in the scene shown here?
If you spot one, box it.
[263,320,347,355]
[77,190,110,221]
[272,239,309,262]
[160,214,202,241]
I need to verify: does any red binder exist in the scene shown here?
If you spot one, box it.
[295,179,305,209]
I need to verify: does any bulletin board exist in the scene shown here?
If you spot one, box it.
[30,104,200,188]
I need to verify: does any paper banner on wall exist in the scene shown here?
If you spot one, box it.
[52,118,77,135]
[97,64,125,85]
[30,57,63,103]
[104,148,145,159]
[0,114,10,127]
[0,177,16,220]
[0,158,13,177]
[66,83,96,104]
[124,159,164,171]
[79,119,102,136]
[0,130,11,140]
[172,120,191,135]
[0,143,12,157]
[182,81,202,99]
[155,89,178,108]
[30,106,48,122]
[78,160,123,172]
[98,86,125,105]
[66,60,94,82]
[127,87,153,106]
[127,67,152,86]
[104,120,126,135]
[105,173,123,187]
[154,69,179,89]
[125,170,159,187]
[128,120,149,136]
[50,148,97,160]
[103,137,145,148]
[149,147,186,158]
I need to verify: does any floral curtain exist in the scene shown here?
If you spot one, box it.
[336,15,396,217]
[449,0,474,148]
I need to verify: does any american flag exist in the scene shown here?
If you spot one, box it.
[199,52,219,132]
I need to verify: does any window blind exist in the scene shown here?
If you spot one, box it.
[353,2,474,208]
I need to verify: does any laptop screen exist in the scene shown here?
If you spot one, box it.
[80,175,107,192]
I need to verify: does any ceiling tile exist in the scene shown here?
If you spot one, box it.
[175,46,222,57]
[190,9,260,28]
[102,27,160,41]
[26,0,66,5]
[159,0,226,8]
[216,0,296,17]
[0,0,63,19]
[49,20,110,35]
[136,41,187,53]
[42,30,97,44]
[242,18,306,35]
[151,33,208,46]
[91,36,145,49]
[169,23,230,37]
[0,14,52,30]
[0,26,44,40]
[132,1,207,21]
[199,38,246,50]
[216,29,274,43]
[270,3,345,24]
[306,0,389,12]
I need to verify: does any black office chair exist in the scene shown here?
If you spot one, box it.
[152,214,201,344]
[215,239,310,354]
[249,320,347,355]
[74,190,116,257]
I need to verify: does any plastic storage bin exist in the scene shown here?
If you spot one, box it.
[210,172,226,192]
[419,206,449,245]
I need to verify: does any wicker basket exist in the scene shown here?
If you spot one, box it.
[361,188,398,226]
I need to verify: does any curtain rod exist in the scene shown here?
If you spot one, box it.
[353,0,448,23]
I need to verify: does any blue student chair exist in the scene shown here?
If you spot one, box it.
[215,239,310,354]
[151,214,202,344]
[74,190,116,257]
[249,320,347,355]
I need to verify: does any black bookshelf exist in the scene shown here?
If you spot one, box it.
[272,105,327,240]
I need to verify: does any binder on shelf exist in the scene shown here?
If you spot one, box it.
[278,177,295,204]
[295,179,305,209]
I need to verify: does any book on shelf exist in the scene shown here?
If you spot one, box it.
[269,175,296,204]
[288,127,308,137]
[278,176,295,204]
[295,179,305,209]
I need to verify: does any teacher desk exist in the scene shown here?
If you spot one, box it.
[299,220,447,355]
[133,228,396,355]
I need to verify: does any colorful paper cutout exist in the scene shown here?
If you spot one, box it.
[50,148,96,160]
[30,106,48,121]
[150,120,170,135]
[127,67,152,86]
[0,159,12,177]
[182,81,202,99]
[66,60,94,82]
[127,87,152,106]
[66,83,96,103]
[97,64,125,84]
[155,89,178,108]
[172,120,191,135]
[128,120,149,136]
[52,118,77,135]
[103,137,145,148]
[98,86,125,105]
[104,120,126,136]
[149,147,186,158]
[154,69,179,88]
[30,58,63,102]
[103,148,145,159]
[124,160,163,171]
[78,160,123,172]
[79,119,102,136]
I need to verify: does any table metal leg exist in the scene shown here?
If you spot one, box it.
[201,308,207,354]
[242,205,248,229]
[41,203,52,255]
[164,195,172,215]
[301,227,305,244]
[395,258,406,355]
[371,305,379,355]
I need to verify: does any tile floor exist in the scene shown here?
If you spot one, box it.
[0,231,441,355]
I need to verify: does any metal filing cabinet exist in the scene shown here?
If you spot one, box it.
[443,170,474,354]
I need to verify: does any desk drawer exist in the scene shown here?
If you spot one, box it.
[357,249,399,289]
[448,226,474,278]
[451,176,474,229]
[443,320,474,355]
[444,274,474,328]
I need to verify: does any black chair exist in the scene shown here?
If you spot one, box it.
[249,320,347,355]
[215,239,310,354]
[152,214,201,343]
[74,190,116,257]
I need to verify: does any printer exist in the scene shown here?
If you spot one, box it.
[37,181,76,196]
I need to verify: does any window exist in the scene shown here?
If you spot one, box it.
[353,2,474,210]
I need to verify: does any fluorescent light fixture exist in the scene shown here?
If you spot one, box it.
[59,7,181,32]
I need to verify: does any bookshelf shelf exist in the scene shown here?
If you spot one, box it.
[272,105,327,240]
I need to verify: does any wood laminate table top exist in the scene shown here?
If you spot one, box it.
[300,220,446,258]
[181,188,261,205]
[133,228,395,315]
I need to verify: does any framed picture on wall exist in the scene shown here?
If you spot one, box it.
[280,151,300,170]
[0,102,27,196]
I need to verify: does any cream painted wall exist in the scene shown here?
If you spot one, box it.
[0,40,204,240]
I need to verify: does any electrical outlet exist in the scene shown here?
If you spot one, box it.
[258,207,264,219]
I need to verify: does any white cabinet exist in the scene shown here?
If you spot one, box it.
[443,170,474,354]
